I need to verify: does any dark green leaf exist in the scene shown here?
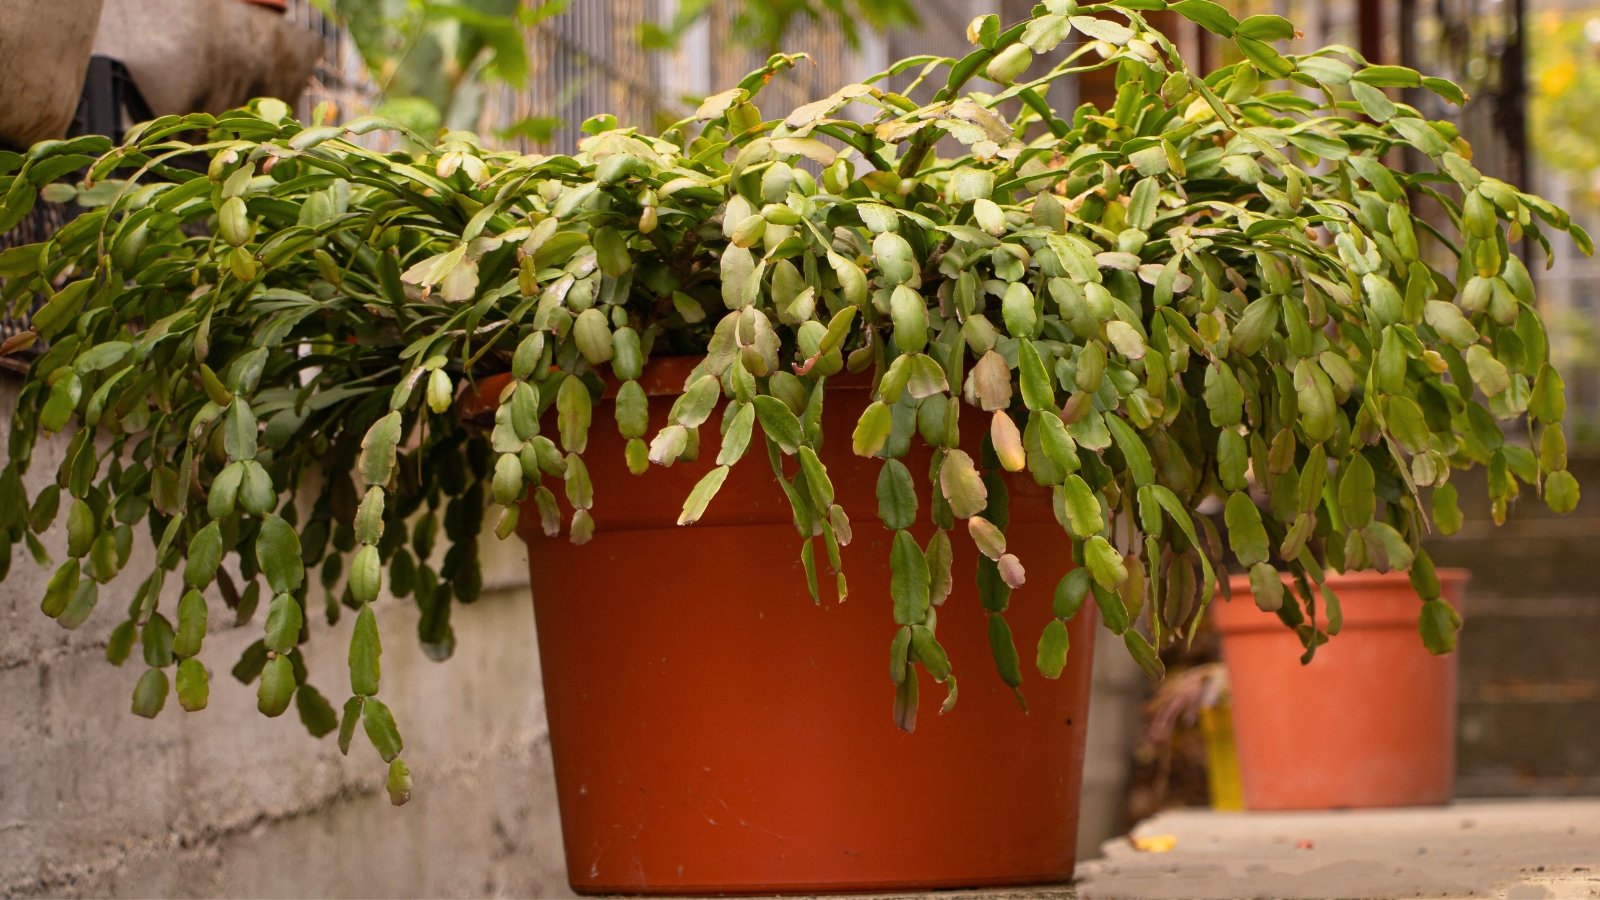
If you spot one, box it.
[176,658,209,712]
[1235,14,1294,41]
[986,613,1023,689]
[362,697,404,762]
[890,530,930,626]
[1123,630,1165,680]
[359,412,403,486]
[256,515,304,594]
[258,655,296,717]
[174,589,207,659]
[1224,491,1269,567]
[296,684,339,738]
[1419,599,1459,654]
[876,460,917,531]
[183,522,224,589]
[338,696,364,755]
[1035,619,1070,679]
[350,603,382,696]
[1338,453,1376,528]
[1171,0,1238,36]
[131,668,169,718]
[752,395,803,454]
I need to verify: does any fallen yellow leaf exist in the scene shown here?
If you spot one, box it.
[1131,834,1178,853]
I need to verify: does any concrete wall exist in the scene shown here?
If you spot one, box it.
[0,382,572,898]
[1077,648,1143,860]
[1427,453,1600,797]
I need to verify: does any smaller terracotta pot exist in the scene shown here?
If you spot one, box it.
[1213,569,1468,811]
[244,0,288,10]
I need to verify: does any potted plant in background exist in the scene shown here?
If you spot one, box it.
[0,0,1585,893]
[1216,565,1474,811]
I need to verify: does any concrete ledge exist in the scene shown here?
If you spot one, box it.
[1075,799,1600,899]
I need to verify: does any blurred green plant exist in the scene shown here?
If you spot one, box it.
[641,0,919,53]
[1530,10,1600,210]
[310,0,572,137]
[313,0,920,143]
[1523,10,1600,441]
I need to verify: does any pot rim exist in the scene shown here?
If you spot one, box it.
[1226,568,1471,592]
[1214,568,1470,635]
[460,353,882,423]
[459,356,707,424]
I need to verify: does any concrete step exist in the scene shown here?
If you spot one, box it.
[1075,799,1600,899]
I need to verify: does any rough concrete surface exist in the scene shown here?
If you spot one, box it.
[1075,800,1600,899]
[1,552,575,899]
[1426,455,1600,798]
[1,382,572,899]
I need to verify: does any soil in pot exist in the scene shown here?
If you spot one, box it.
[494,359,1098,895]
[1214,570,1468,811]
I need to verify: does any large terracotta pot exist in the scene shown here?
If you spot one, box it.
[0,0,107,148]
[1214,569,1468,811]
[499,359,1097,894]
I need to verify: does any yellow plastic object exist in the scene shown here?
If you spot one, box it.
[1200,703,1244,811]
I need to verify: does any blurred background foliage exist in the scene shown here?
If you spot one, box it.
[309,0,573,136]
[638,0,917,53]
[293,0,1600,441]
[308,0,917,141]
[1532,8,1600,212]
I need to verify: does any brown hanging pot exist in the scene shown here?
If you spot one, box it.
[91,0,317,117]
[0,0,108,148]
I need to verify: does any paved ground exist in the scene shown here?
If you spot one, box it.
[674,799,1599,899]
[1074,799,1600,899]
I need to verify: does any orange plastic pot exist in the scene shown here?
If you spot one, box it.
[1213,569,1468,811]
[491,359,1096,894]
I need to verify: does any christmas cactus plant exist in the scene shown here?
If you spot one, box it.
[0,0,1585,802]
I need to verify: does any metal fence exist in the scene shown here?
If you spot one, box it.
[491,0,888,154]
[284,0,373,124]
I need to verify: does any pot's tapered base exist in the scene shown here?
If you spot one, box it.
[527,520,1095,895]
[513,361,1097,895]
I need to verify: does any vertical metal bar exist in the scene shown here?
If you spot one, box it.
[1397,0,1416,76]
[1504,0,1530,191]
[1359,0,1384,64]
